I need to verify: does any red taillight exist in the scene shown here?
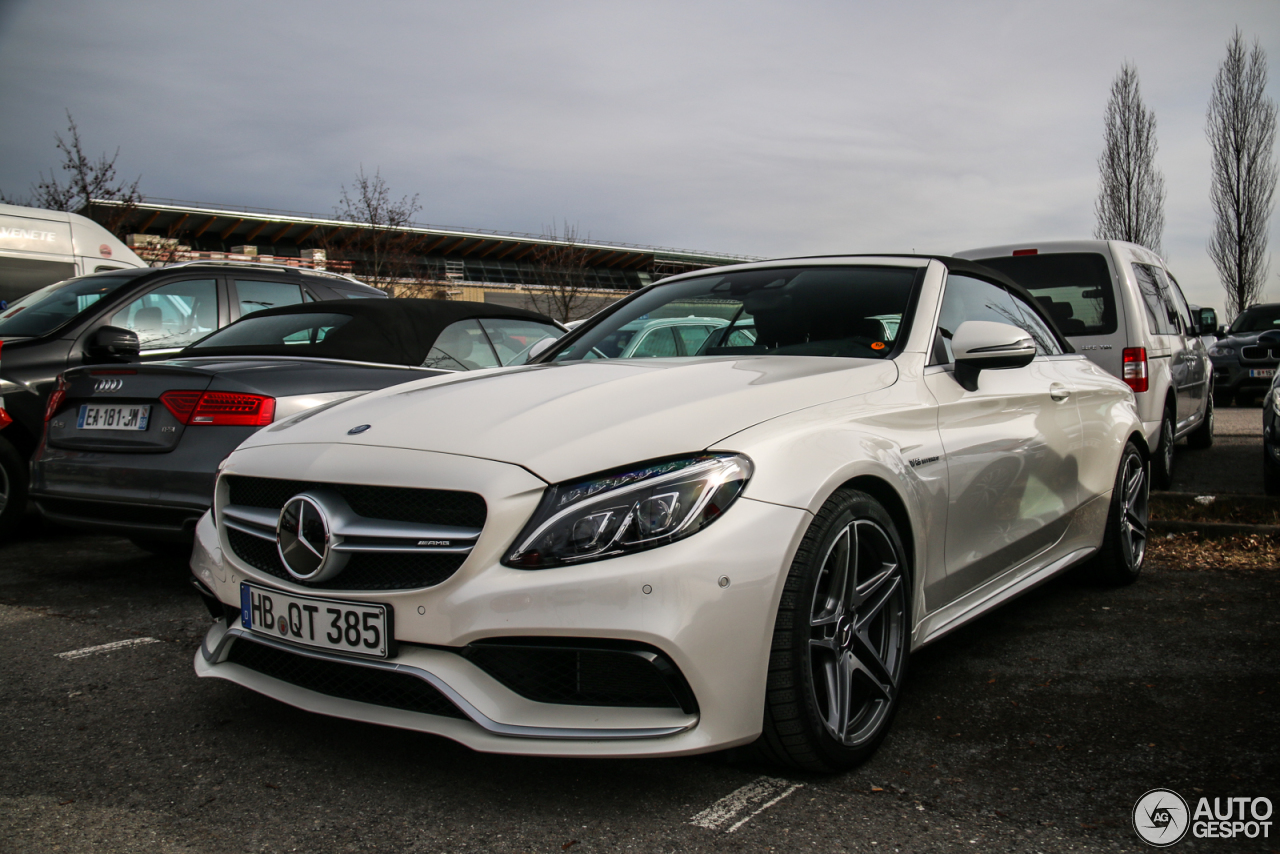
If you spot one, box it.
[1122,347,1148,393]
[44,375,68,422]
[0,407,11,430]
[1012,248,1038,256]
[160,390,274,426]
[159,390,203,422]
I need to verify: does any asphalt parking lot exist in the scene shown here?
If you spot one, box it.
[0,411,1276,853]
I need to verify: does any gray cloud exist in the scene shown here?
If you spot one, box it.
[1,0,1277,310]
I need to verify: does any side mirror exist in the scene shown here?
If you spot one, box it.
[952,320,1036,392]
[86,325,140,362]
[1197,308,1218,336]
[526,336,558,362]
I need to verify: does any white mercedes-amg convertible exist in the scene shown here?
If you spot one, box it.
[190,255,1148,772]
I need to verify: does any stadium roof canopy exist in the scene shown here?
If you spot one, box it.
[89,198,760,290]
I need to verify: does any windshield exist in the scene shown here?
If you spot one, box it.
[546,265,919,362]
[0,275,136,338]
[1230,305,1280,334]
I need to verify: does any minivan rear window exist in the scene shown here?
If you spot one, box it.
[976,253,1117,337]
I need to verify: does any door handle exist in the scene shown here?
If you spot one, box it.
[1049,384,1071,402]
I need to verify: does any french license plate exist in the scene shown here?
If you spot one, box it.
[77,403,150,430]
[239,583,392,658]
[1250,369,1276,378]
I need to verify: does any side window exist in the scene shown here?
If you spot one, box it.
[476,318,562,366]
[235,279,305,317]
[630,326,679,357]
[675,325,716,355]
[109,279,217,351]
[1008,291,1063,356]
[1164,272,1195,334]
[422,319,500,370]
[1132,264,1177,335]
[933,274,1026,364]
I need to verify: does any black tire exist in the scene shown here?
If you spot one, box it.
[1151,405,1176,490]
[0,436,28,542]
[1081,441,1148,586]
[1186,392,1214,449]
[129,538,194,561]
[1264,446,1280,497]
[756,489,910,773]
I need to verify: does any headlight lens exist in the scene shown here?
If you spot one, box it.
[503,453,753,568]
[1209,344,1234,357]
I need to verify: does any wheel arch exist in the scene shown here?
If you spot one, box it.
[834,474,916,588]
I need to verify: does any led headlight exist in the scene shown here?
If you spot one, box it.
[504,453,753,569]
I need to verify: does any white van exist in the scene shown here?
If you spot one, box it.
[0,203,145,305]
[955,240,1213,489]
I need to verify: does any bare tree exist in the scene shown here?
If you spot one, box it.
[331,166,422,293]
[527,222,596,323]
[1207,29,1278,318]
[1094,64,1166,255]
[0,110,142,235]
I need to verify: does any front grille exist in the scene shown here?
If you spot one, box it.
[227,636,467,719]
[1242,345,1280,362]
[222,476,484,591]
[226,476,487,528]
[228,528,467,591]
[463,639,698,713]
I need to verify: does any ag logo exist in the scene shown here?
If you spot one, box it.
[1133,788,1190,847]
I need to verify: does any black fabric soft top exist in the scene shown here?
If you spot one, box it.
[749,254,1076,354]
[182,298,558,365]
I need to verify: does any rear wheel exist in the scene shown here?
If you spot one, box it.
[1186,393,1214,449]
[757,489,909,772]
[0,436,28,541]
[1151,405,1176,490]
[1081,441,1148,586]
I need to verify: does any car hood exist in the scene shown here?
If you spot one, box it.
[240,356,899,483]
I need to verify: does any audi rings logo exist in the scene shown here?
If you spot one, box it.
[277,494,349,583]
[94,378,123,392]
[1133,788,1190,847]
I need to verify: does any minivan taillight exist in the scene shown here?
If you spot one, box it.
[1122,347,1148,393]
[160,390,275,426]
[45,375,68,422]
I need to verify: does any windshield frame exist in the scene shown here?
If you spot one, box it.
[537,263,928,364]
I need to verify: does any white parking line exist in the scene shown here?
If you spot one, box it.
[56,637,161,660]
[689,776,804,833]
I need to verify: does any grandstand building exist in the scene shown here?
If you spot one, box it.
[88,198,757,312]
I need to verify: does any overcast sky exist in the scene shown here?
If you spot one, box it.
[2,0,1278,310]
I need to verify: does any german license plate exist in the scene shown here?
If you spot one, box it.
[1250,369,1275,378]
[77,403,150,430]
[240,583,392,658]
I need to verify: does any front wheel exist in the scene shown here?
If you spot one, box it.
[1081,441,1149,586]
[0,436,28,541]
[1264,446,1280,496]
[1186,393,1214,449]
[1151,408,1175,490]
[756,489,910,772]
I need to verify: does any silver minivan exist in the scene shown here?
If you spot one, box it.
[955,240,1213,488]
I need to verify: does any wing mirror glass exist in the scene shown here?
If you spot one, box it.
[951,320,1036,391]
[86,325,140,362]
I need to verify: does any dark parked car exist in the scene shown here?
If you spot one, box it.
[29,299,563,552]
[0,261,386,539]
[1208,303,1280,407]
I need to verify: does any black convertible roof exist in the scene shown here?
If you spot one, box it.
[182,298,557,365]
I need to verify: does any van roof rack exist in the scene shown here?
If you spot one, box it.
[160,259,370,288]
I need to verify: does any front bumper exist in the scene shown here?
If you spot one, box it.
[1213,359,1278,396]
[192,443,812,757]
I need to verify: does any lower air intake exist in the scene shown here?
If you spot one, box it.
[227,637,467,720]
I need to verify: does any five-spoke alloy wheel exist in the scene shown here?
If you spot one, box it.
[759,489,909,771]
